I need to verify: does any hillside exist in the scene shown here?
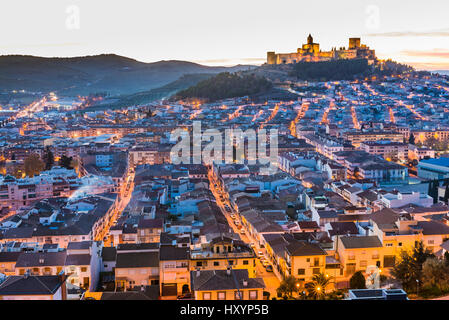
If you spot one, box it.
[290,59,371,81]
[173,72,273,102]
[0,54,255,96]
[85,73,215,110]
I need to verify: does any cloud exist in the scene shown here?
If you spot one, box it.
[365,28,449,38]
[0,42,83,49]
[405,61,449,71]
[401,49,449,58]
[193,57,265,66]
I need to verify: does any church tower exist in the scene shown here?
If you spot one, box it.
[307,34,313,45]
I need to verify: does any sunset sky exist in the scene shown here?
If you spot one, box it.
[1,0,448,70]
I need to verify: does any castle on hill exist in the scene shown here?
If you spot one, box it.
[267,34,376,65]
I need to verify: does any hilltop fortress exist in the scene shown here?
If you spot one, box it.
[267,34,376,65]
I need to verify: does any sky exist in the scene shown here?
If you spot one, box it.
[1,0,448,70]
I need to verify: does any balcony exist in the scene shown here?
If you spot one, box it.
[190,251,254,260]
[163,265,189,272]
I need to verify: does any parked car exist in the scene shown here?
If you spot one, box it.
[258,251,264,257]
[265,265,273,272]
[240,230,245,235]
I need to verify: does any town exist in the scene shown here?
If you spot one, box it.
[1,64,449,302]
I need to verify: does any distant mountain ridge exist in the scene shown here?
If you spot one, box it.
[0,54,255,96]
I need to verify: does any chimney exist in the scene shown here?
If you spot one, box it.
[243,280,248,287]
[226,267,231,276]
[196,268,201,277]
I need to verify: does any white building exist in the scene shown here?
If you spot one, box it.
[380,191,433,208]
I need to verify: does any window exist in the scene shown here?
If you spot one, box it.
[313,268,320,275]
[229,260,234,266]
[360,260,367,268]
[243,260,249,265]
[249,290,258,300]
[196,262,203,267]
[306,258,310,262]
[203,292,211,300]
[218,292,226,300]
[385,243,393,247]
[398,242,402,247]
[235,291,243,300]
[140,269,147,274]
[297,269,305,275]
[80,267,87,272]
[213,261,220,266]
[313,257,320,266]
[428,240,434,245]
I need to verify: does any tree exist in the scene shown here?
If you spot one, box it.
[42,146,54,171]
[349,271,366,289]
[276,276,300,299]
[422,258,449,291]
[391,241,434,292]
[428,180,439,204]
[305,273,333,300]
[408,133,415,145]
[59,155,73,169]
[444,184,449,204]
[444,251,449,267]
[23,153,45,177]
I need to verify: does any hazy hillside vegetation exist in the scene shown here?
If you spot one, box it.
[0,54,254,96]
[173,72,272,102]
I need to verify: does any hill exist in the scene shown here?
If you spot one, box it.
[0,54,254,96]
[85,73,215,110]
[172,72,272,102]
[290,59,371,81]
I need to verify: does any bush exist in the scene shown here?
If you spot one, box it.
[290,59,370,81]
[349,271,366,289]
[419,285,443,299]
[173,72,272,102]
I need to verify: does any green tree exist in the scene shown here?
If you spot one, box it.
[408,133,415,145]
[42,146,54,171]
[422,258,449,291]
[276,276,300,299]
[59,155,74,169]
[391,241,434,292]
[349,271,366,289]
[444,251,449,267]
[305,273,333,300]
[24,153,45,177]
[444,184,449,204]
[428,180,439,204]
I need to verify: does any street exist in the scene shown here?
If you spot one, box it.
[207,167,281,297]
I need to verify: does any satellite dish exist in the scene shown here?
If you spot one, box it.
[365,265,380,289]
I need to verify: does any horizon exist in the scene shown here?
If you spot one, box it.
[1,0,448,71]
